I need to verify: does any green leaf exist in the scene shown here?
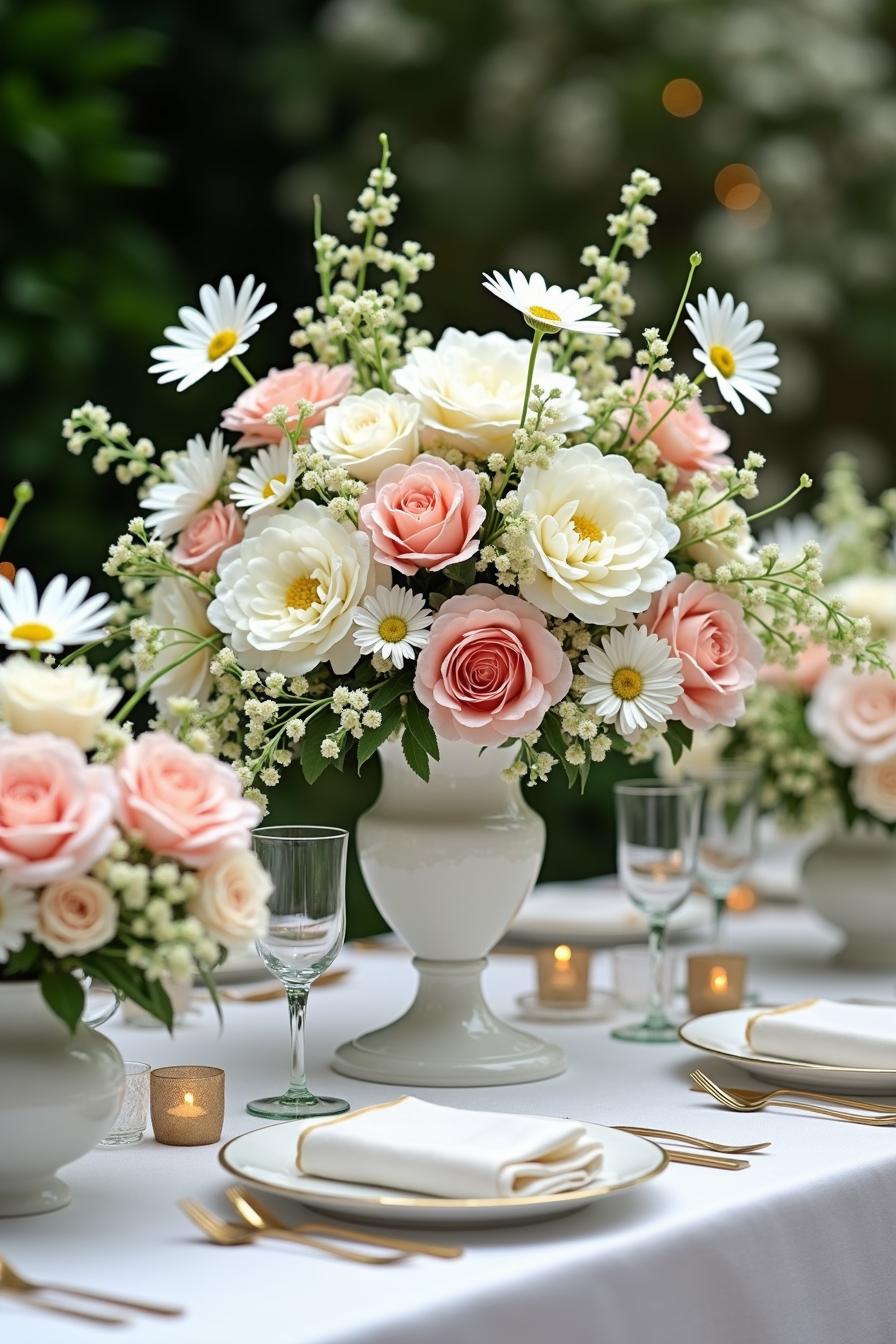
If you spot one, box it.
[368,668,413,712]
[401,727,430,782]
[664,720,693,765]
[3,939,41,977]
[40,970,85,1033]
[403,697,440,761]
[301,708,339,785]
[444,558,477,586]
[538,712,577,787]
[357,698,403,769]
[82,952,174,1031]
[196,963,223,1030]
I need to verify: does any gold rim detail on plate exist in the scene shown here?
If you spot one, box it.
[678,1010,896,1076]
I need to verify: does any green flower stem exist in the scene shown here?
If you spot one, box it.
[230,355,256,386]
[744,479,812,527]
[57,627,133,667]
[663,253,702,347]
[519,328,544,429]
[113,635,221,724]
[357,133,391,294]
[0,482,34,560]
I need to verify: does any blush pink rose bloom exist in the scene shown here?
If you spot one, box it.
[759,634,829,695]
[807,663,896,766]
[638,576,763,730]
[359,454,486,576]
[171,502,244,574]
[620,369,732,483]
[0,733,118,887]
[114,732,261,867]
[414,583,573,746]
[36,875,117,957]
[221,364,355,447]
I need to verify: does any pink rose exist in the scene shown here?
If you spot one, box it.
[114,732,261,867]
[414,583,573,746]
[359,454,486,576]
[0,733,117,887]
[760,635,829,694]
[221,364,354,447]
[36,875,117,957]
[171,502,244,574]
[620,369,732,483]
[638,576,763,730]
[807,663,896,766]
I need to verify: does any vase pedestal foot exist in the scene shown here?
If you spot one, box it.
[332,956,565,1087]
[0,1177,71,1218]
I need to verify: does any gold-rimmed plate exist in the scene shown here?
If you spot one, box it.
[219,1118,667,1228]
[679,1008,896,1095]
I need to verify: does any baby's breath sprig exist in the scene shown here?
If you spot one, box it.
[63,402,157,485]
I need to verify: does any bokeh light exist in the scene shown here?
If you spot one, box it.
[662,78,703,117]
[714,163,760,209]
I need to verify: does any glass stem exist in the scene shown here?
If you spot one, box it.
[286,985,310,1096]
[713,892,726,947]
[644,919,669,1029]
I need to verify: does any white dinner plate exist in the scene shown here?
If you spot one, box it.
[679,1008,896,1094]
[506,876,712,948]
[209,946,266,985]
[219,1118,667,1228]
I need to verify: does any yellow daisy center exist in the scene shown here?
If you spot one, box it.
[262,473,287,499]
[207,328,238,360]
[611,666,643,701]
[709,344,736,378]
[572,514,604,544]
[10,621,54,644]
[528,304,561,324]
[378,615,408,643]
[285,576,320,610]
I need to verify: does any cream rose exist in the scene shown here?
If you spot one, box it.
[832,575,896,639]
[851,756,896,823]
[148,578,216,718]
[0,656,121,750]
[35,875,117,957]
[310,388,420,483]
[393,328,590,460]
[190,850,272,950]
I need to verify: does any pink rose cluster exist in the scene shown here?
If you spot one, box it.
[621,370,732,483]
[0,731,268,961]
[222,363,354,447]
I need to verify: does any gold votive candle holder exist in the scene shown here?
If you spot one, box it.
[150,1066,224,1146]
[687,954,747,1015]
[536,944,591,1005]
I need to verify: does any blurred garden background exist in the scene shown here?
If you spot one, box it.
[3,0,895,931]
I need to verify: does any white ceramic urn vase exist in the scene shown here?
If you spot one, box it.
[333,739,565,1086]
[0,983,124,1216]
[803,825,896,967]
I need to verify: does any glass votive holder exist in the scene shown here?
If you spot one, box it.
[150,1066,225,1146]
[687,954,747,1014]
[612,944,676,1010]
[536,945,591,1004]
[98,1061,151,1148]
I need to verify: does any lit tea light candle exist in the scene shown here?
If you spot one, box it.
[536,945,591,1005]
[687,954,747,1015]
[166,1091,207,1119]
[150,1066,224,1146]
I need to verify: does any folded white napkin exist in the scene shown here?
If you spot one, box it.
[296,1096,603,1198]
[747,998,896,1068]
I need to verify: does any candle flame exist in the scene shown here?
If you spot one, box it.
[184,1092,194,1106]
[710,967,729,994]
[554,944,573,964]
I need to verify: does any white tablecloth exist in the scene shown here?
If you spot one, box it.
[4,905,896,1344]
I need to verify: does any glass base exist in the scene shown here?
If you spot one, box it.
[246,1091,350,1120]
[97,1129,145,1148]
[611,1019,680,1043]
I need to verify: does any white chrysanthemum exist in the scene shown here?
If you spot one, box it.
[0,570,116,654]
[230,440,297,516]
[0,878,37,965]
[393,328,590,460]
[149,275,277,392]
[310,388,420,483]
[208,499,372,676]
[141,430,228,538]
[579,626,683,739]
[684,288,780,415]
[148,578,216,717]
[482,268,619,337]
[0,656,121,749]
[352,585,433,670]
[517,445,679,624]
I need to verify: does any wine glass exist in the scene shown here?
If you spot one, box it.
[611,780,703,1043]
[687,763,760,947]
[247,826,350,1119]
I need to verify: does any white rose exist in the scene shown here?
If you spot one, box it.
[517,445,679,623]
[851,756,896,823]
[393,328,590,460]
[35,876,117,957]
[0,656,121,749]
[189,850,272,951]
[832,574,896,638]
[310,388,419,483]
[148,578,215,717]
[208,499,373,676]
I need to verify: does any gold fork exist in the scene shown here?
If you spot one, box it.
[717,1083,896,1114]
[0,1256,182,1318]
[216,969,350,1003]
[179,1199,407,1264]
[0,1290,125,1328]
[691,1070,896,1124]
[615,1125,770,1154]
[225,1186,462,1259]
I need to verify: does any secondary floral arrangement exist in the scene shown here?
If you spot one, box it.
[58,135,885,808]
[731,454,896,832]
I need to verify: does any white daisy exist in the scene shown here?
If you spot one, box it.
[0,570,117,654]
[0,878,37,964]
[482,269,619,337]
[684,287,780,415]
[141,430,228,538]
[149,275,277,392]
[230,440,297,517]
[579,625,683,740]
[352,585,433,670]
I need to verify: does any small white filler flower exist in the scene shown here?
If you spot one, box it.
[141,430,228,538]
[579,625,683,739]
[684,288,780,415]
[230,441,298,517]
[482,268,619,336]
[352,585,433,670]
[149,275,276,391]
[0,570,117,654]
[0,879,38,964]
